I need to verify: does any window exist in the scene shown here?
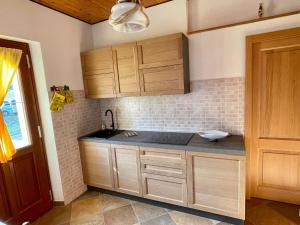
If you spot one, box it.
[2,72,31,149]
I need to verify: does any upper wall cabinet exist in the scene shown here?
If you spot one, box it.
[137,33,190,96]
[112,43,140,97]
[81,48,116,98]
[81,33,190,99]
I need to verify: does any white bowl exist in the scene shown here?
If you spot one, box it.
[199,130,229,141]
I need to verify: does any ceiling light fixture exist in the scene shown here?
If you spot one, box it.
[109,0,150,33]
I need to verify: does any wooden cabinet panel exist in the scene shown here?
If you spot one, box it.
[187,152,245,220]
[81,48,116,98]
[83,74,116,98]
[81,48,114,74]
[111,145,142,196]
[79,141,114,190]
[142,173,187,206]
[137,33,183,66]
[139,65,187,96]
[113,43,140,97]
[138,33,190,96]
[140,147,186,178]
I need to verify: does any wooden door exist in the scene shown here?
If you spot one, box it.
[81,47,116,98]
[187,152,245,219]
[246,27,300,204]
[113,43,140,97]
[0,39,52,224]
[111,145,142,196]
[79,141,114,190]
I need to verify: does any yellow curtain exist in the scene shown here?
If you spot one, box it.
[0,47,22,163]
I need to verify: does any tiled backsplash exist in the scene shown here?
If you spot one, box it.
[50,77,244,204]
[100,77,245,135]
[51,90,101,204]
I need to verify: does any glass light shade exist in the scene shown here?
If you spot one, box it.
[109,2,150,33]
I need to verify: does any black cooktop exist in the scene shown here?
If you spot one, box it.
[144,132,194,145]
[109,131,195,146]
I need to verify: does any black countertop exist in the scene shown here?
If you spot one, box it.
[80,130,245,156]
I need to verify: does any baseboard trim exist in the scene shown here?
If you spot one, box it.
[87,186,244,225]
[53,201,65,206]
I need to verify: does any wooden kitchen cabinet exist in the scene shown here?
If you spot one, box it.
[111,144,142,196]
[81,47,116,98]
[142,173,187,206]
[187,151,245,219]
[137,33,190,96]
[79,141,115,190]
[81,33,190,98]
[140,147,186,178]
[112,43,140,97]
[140,147,187,206]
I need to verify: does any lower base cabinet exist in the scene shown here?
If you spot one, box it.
[187,152,245,220]
[79,141,114,190]
[142,173,187,207]
[111,144,142,196]
[80,140,245,220]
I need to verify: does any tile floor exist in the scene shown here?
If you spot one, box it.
[245,198,300,225]
[32,191,229,225]
[32,191,300,225]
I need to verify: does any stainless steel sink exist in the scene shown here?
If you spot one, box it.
[86,129,124,139]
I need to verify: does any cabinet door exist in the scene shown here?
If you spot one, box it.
[137,33,183,68]
[111,145,142,196]
[113,43,140,97]
[142,173,187,207]
[81,47,116,98]
[137,33,190,96]
[79,141,114,190]
[139,65,186,96]
[187,152,245,220]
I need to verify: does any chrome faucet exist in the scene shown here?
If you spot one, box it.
[105,109,115,130]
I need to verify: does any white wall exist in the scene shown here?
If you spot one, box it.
[189,13,300,80]
[92,0,187,48]
[188,0,300,31]
[91,0,300,81]
[0,0,93,90]
[0,0,93,202]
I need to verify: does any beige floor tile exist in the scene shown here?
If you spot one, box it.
[215,222,233,225]
[132,202,167,222]
[169,211,213,225]
[74,191,100,202]
[141,214,176,225]
[34,205,71,225]
[71,197,103,223]
[70,214,105,225]
[104,205,138,225]
[101,193,131,212]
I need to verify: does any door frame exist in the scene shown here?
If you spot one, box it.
[0,38,53,223]
[245,27,300,199]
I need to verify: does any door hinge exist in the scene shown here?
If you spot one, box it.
[26,54,31,69]
[49,190,53,201]
[37,125,42,138]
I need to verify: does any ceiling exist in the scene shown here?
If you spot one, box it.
[30,0,172,24]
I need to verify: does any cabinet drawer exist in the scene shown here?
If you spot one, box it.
[140,147,186,178]
[142,173,187,207]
